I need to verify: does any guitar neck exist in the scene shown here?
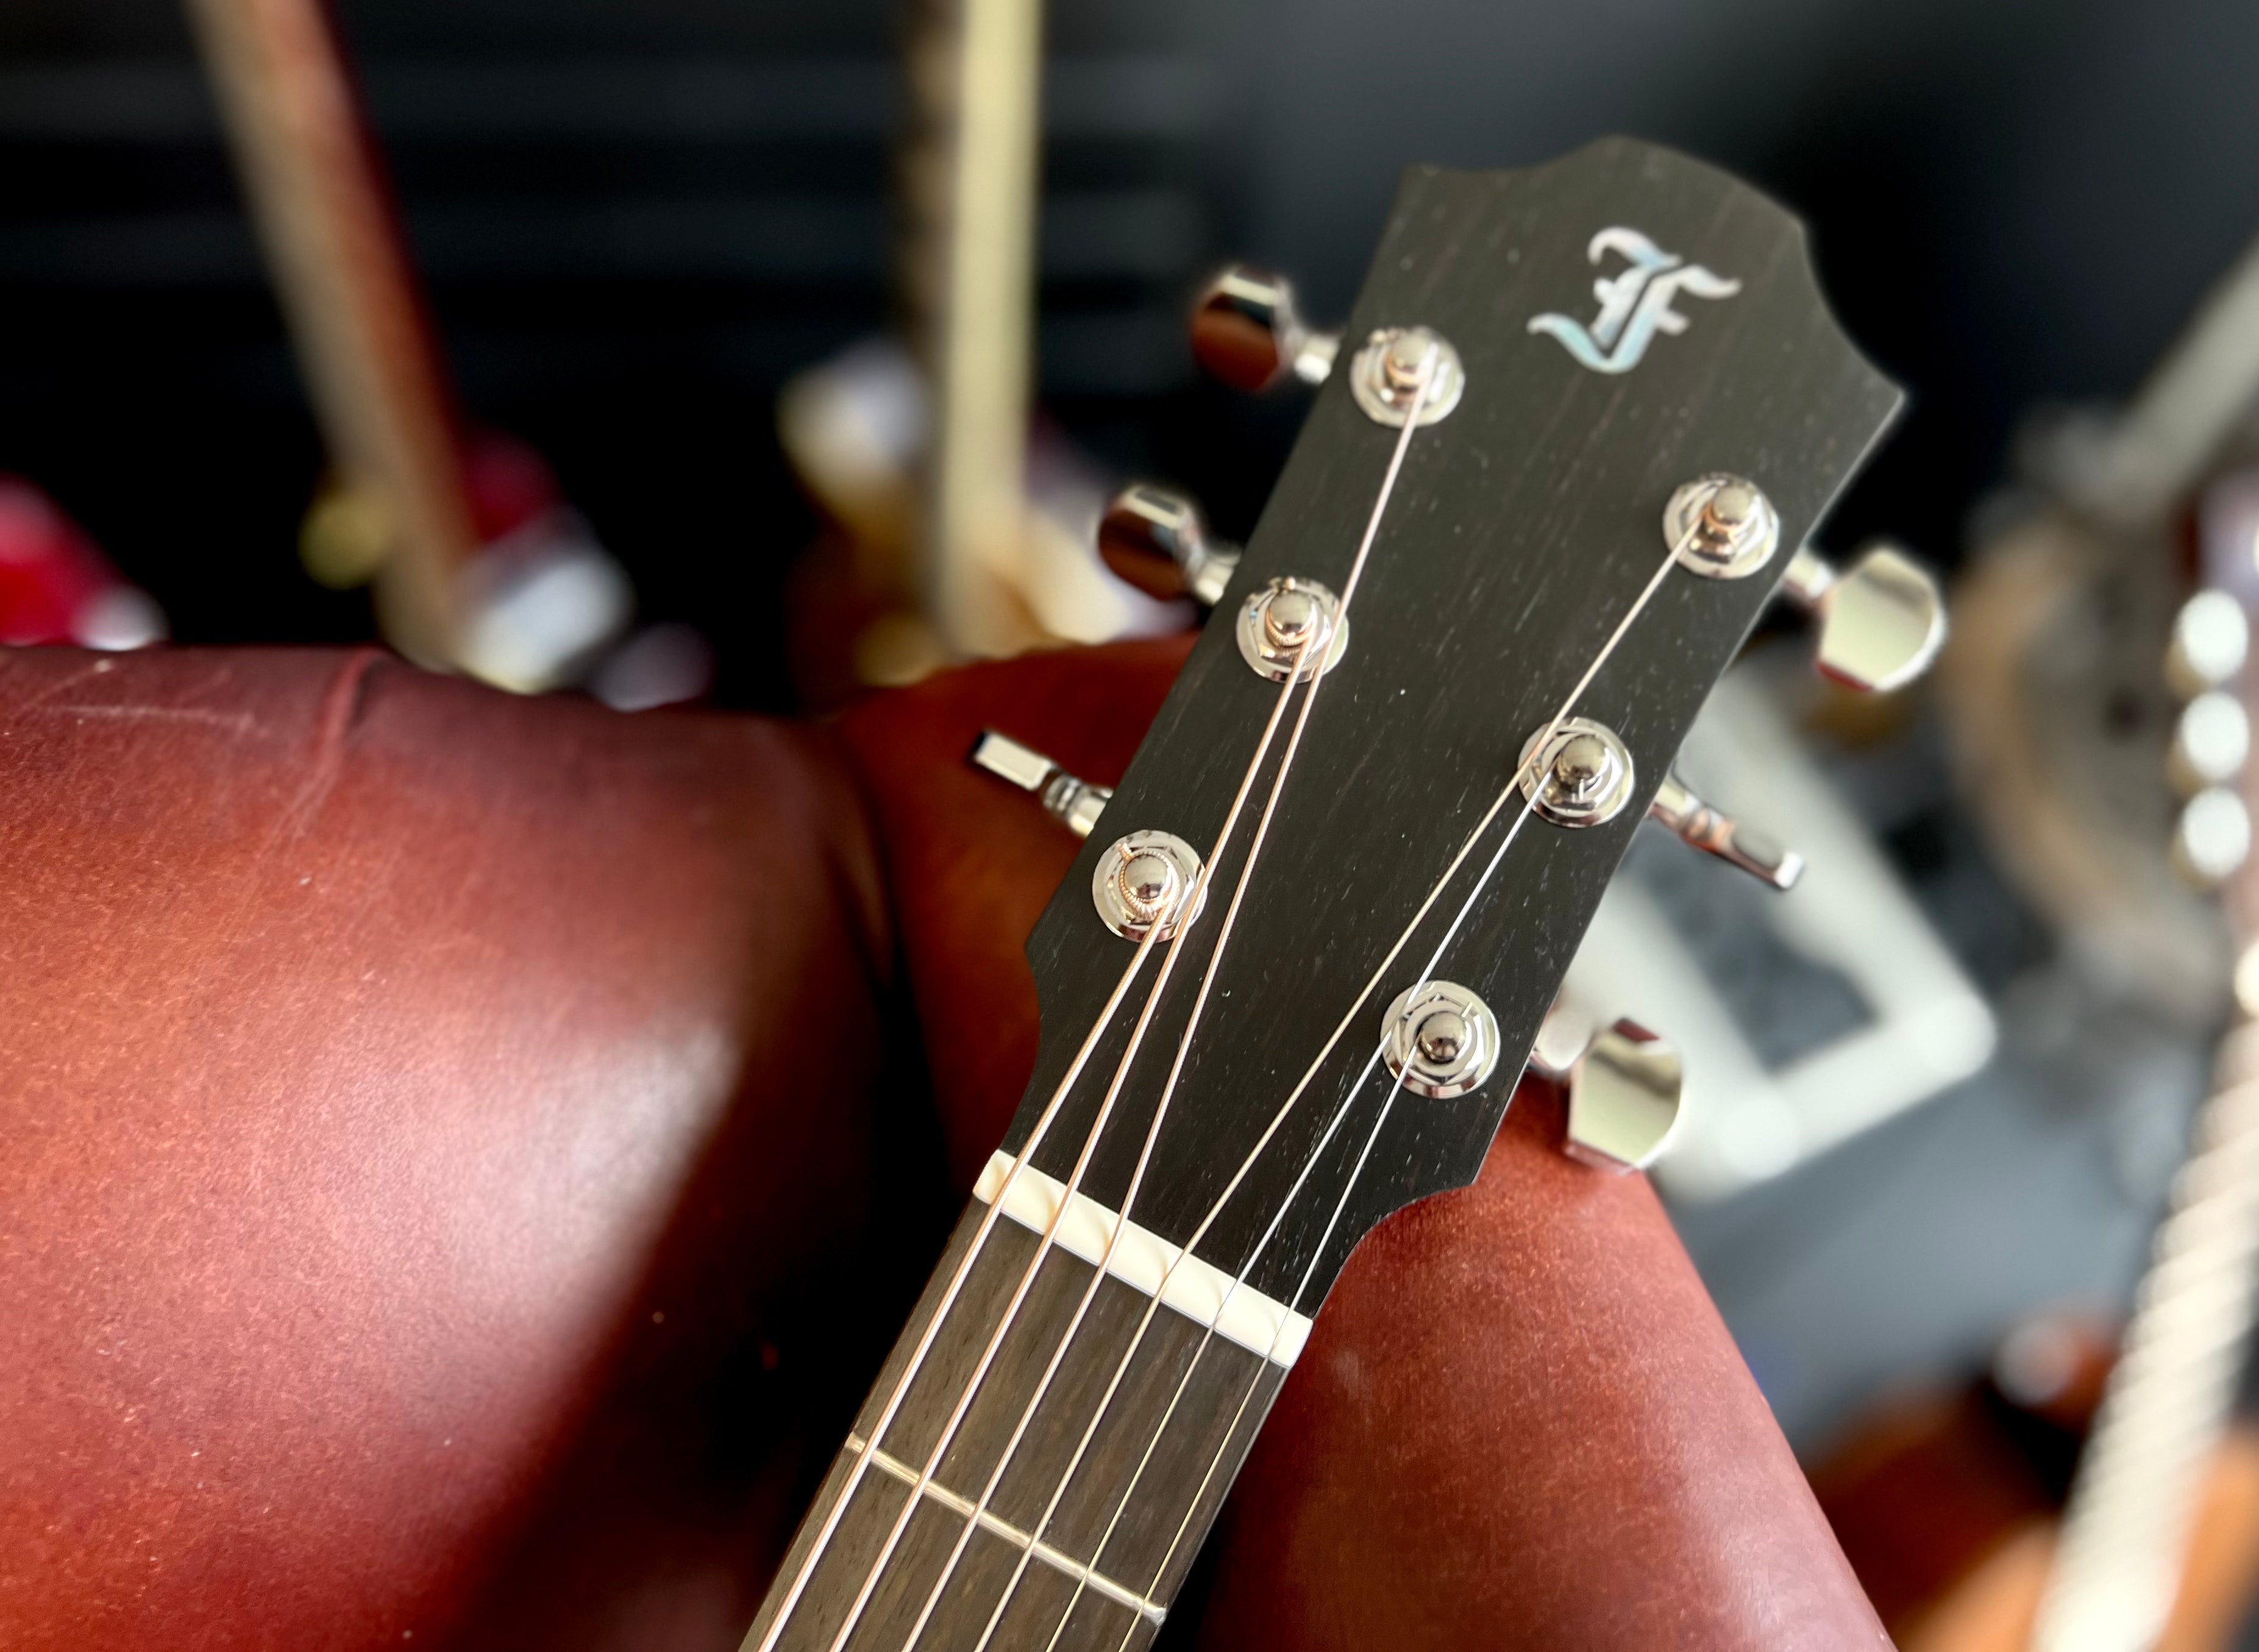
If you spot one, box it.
[744,1164,1292,1651]
[2033,1019,2259,1650]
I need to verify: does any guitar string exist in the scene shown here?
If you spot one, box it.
[1016,520,1705,1651]
[894,349,1443,1652]
[803,348,1440,1652]
[817,651,1301,1652]
[747,913,1167,1652]
[1103,523,1701,1648]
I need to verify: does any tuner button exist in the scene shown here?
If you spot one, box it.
[968,729,1112,839]
[1191,264,1339,392]
[2167,589,2250,698]
[2173,786,2251,888]
[2169,690,2250,796]
[1782,541,1947,694]
[1527,996,1596,1082]
[1562,1019,1684,1175]
[1098,484,1240,609]
[1648,775,1804,891]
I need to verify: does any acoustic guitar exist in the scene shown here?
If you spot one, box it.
[742,136,1911,1651]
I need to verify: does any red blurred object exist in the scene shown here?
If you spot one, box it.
[0,477,164,650]
[461,429,563,546]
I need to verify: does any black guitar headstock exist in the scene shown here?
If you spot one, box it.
[1011,136,1901,1317]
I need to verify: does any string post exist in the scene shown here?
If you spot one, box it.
[1236,576,1348,682]
[1351,325,1465,427]
[1665,471,1781,580]
[1092,829,1206,941]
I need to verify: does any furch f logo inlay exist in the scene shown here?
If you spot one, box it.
[1528,226,1740,374]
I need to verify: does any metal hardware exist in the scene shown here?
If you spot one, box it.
[2167,589,2250,698]
[1528,997,1596,1082]
[2173,787,2252,888]
[1779,540,1947,693]
[969,730,1112,839]
[1380,980,1503,1099]
[2169,690,2251,795]
[1092,829,1205,941]
[1236,577,1348,681]
[1663,473,1780,580]
[1518,717,1635,828]
[1190,265,1339,392]
[1562,1018,1684,1173]
[1097,484,1240,609]
[1349,327,1465,427]
[1648,773,1805,890]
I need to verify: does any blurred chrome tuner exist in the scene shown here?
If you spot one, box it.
[1528,1005,1684,1174]
[2168,689,2249,796]
[1098,484,1240,609]
[967,730,1111,839]
[1779,540,1947,693]
[1191,264,1340,392]
[2166,589,2249,700]
[1648,773,1804,891]
[2174,785,2251,888]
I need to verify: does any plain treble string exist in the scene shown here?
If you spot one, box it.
[745,911,1170,1652]
[810,347,1446,1652]
[873,629,1314,1652]
[941,347,1445,1652]
[817,651,1306,1652]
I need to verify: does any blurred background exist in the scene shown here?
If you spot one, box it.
[9,0,2259,695]
[15,0,2259,1643]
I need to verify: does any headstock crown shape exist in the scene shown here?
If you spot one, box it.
[1010,138,1900,1311]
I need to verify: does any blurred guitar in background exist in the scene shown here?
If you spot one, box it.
[182,0,707,707]
[1813,221,2259,1652]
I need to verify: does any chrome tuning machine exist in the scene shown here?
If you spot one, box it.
[1648,774,1804,892]
[1098,484,1241,609]
[2164,588,2252,887]
[1190,265,1340,392]
[967,731,1111,839]
[1528,1002,1684,1174]
[1779,540,1947,693]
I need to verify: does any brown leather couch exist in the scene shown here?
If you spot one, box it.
[0,641,1885,1650]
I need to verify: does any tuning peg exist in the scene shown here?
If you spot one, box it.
[1098,484,1241,608]
[2169,690,2250,796]
[2173,785,2250,888]
[1526,1005,1683,1172]
[968,731,1112,839]
[1190,265,1340,392]
[1648,773,1804,891]
[1567,1021,1684,1173]
[1527,997,1597,1083]
[2166,590,2249,699]
[1779,541,1947,693]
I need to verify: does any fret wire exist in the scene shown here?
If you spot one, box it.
[744,915,1169,1652]
[809,348,1435,1648]
[838,1432,1167,1626]
[2032,1052,2259,1650]
[844,633,1315,1652]
[763,366,1381,1646]
[939,351,1443,1652]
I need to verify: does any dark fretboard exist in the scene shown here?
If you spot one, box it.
[742,1157,1297,1652]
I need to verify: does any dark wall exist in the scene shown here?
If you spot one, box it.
[3,0,2257,705]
